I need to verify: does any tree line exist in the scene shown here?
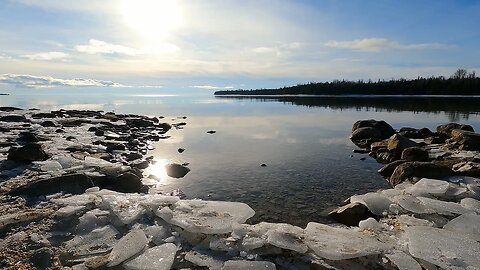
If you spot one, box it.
[215,69,480,96]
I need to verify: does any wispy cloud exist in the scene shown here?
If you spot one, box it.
[22,51,70,61]
[0,74,125,88]
[324,38,453,52]
[75,39,138,56]
[191,85,235,90]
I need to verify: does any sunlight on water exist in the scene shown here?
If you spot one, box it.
[143,159,170,184]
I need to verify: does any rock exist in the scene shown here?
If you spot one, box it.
[8,173,94,196]
[443,213,480,241]
[405,226,480,269]
[449,129,480,150]
[177,148,185,153]
[7,143,49,162]
[112,172,145,193]
[0,114,28,122]
[165,163,190,178]
[437,123,474,137]
[107,229,148,267]
[389,162,453,186]
[222,260,276,270]
[460,198,480,213]
[370,140,388,152]
[0,210,52,232]
[385,251,422,270]
[207,130,217,134]
[40,120,57,127]
[123,243,177,270]
[32,112,56,118]
[351,119,395,138]
[126,118,155,128]
[305,222,389,261]
[106,143,126,152]
[30,247,53,269]
[0,106,22,111]
[95,130,105,136]
[125,152,143,161]
[387,134,418,152]
[401,147,429,161]
[378,160,406,178]
[424,135,446,144]
[158,122,172,132]
[327,202,374,226]
[350,127,382,148]
[371,148,399,164]
[398,127,433,139]
[18,131,40,142]
[260,163,267,167]
[60,119,91,127]
[452,161,480,177]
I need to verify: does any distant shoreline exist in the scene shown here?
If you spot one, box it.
[214,94,480,98]
[0,93,9,95]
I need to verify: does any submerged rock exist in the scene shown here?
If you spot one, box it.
[7,143,49,162]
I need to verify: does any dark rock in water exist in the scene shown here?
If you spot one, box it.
[8,173,94,196]
[260,163,267,167]
[0,115,28,122]
[132,159,149,170]
[106,143,125,152]
[401,147,429,162]
[424,135,446,144]
[206,130,217,134]
[125,152,142,161]
[350,127,382,141]
[177,148,185,153]
[0,106,22,112]
[352,119,395,138]
[18,131,39,142]
[158,123,172,132]
[437,123,474,137]
[165,163,190,178]
[30,247,53,269]
[126,118,155,128]
[389,162,453,186]
[41,120,57,127]
[7,143,48,162]
[328,203,374,226]
[88,126,98,132]
[387,134,418,152]
[399,127,433,139]
[113,172,145,193]
[0,126,10,132]
[32,112,56,119]
[66,136,75,141]
[60,119,91,127]
[449,129,480,151]
[95,130,105,136]
[378,160,407,178]
[452,162,480,177]
[55,129,65,133]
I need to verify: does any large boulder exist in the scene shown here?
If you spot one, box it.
[449,129,480,151]
[399,127,433,139]
[0,115,28,122]
[328,203,374,226]
[350,120,395,148]
[8,173,94,196]
[401,147,429,161]
[7,143,49,162]
[387,134,418,152]
[112,172,145,193]
[352,120,395,138]
[389,162,453,186]
[378,160,407,178]
[437,123,474,137]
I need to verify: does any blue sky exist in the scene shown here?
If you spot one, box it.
[0,0,479,91]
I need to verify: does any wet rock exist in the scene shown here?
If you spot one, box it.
[0,106,22,112]
[94,130,104,136]
[177,148,185,153]
[398,127,433,139]
[378,160,407,178]
[158,122,172,132]
[132,159,149,169]
[60,119,92,127]
[260,163,267,167]
[125,152,142,161]
[371,148,398,164]
[449,129,480,150]
[41,120,57,127]
[0,114,28,122]
[30,247,53,269]
[165,163,190,178]
[401,147,429,161]
[106,143,126,152]
[389,162,453,186]
[437,123,474,137]
[32,112,56,119]
[18,131,40,142]
[8,173,94,196]
[126,118,155,128]
[351,119,395,138]
[387,134,418,152]
[350,127,382,148]
[207,130,217,134]
[424,135,446,144]
[370,140,388,152]
[327,202,373,226]
[7,143,49,162]
[113,172,145,193]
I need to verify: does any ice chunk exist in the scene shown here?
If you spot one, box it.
[380,188,403,198]
[143,225,170,246]
[304,222,390,260]
[443,213,480,241]
[417,197,468,216]
[241,236,265,251]
[385,251,421,270]
[185,250,225,270]
[393,195,432,214]
[350,192,393,216]
[51,194,99,206]
[406,226,480,269]
[265,223,307,253]
[139,194,179,211]
[406,178,450,198]
[397,215,434,228]
[101,194,146,225]
[210,237,237,252]
[77,212,99,234]
[156,200,255,234]
[107,229,148,267]
[66,225,119,257]
[222,260,276,270]
[358,217,382,231]
[123,243,177,270]
[36,160,63,172]
[460,197,480,213]
[55,205,85,218]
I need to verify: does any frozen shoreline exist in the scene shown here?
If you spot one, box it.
[1,107,480,269]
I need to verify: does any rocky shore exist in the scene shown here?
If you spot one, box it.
[1,109,480,270]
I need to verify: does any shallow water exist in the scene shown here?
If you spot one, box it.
[2,88,480,225]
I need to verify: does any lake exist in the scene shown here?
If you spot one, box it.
[2,88,480,226]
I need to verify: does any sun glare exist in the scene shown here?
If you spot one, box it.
[122,0,182,40]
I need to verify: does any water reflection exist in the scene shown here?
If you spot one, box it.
[143,159,169,185]
[215,96,480,121]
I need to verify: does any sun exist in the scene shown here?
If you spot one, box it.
[121,0,182,40]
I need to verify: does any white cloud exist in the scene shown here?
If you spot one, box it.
[23,51,70,61]
[191,85,235,90]
[75,39,138,56]
[0,74,125,88]
[324,38,452,52]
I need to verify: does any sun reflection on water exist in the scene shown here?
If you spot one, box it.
[144,158,169,184]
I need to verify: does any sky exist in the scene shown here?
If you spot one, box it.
[0,0,479,91]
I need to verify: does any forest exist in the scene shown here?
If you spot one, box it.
[215,69,480,96]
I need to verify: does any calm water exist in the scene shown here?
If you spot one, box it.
[2,88,480,226]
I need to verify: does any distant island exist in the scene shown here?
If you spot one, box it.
[215,69,480,96]
[0,93,9,95]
